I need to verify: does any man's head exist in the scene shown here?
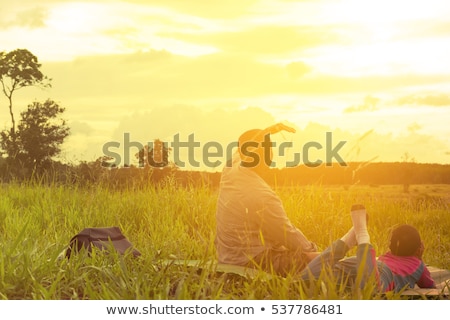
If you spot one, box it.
[238,129,273,171]
[389,224,423,257]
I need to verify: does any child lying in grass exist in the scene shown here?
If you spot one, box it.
[300,204,436,293]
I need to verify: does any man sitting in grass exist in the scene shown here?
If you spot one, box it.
[215,123,319,276]
[300,204,436,293]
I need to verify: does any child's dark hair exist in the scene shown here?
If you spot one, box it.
[389,224,422,256]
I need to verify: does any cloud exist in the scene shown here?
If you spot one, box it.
[343,95,380,113]
[286,61,312,79]
[121,0,261,18]
[291,123,449,165]
[40,51,290,105]
[68,120,94,135]
[394,20,450,40]
[397,93,450,107]
[0,1,72,29]
[407,122,422,133]
[355,131,448,164]
[158,25,344,55]
[105,105,277,168]
[102,111,450,168]
[27,49,450,126]
[111,105,276,144]
[6,33,446,130]
[15,7,48,28]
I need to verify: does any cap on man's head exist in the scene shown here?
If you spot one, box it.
[238,129,264,146]
[389,224,422,256]
[237,129,272,166]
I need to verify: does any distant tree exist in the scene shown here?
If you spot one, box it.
[0,49,51,152]
[137,139,171,168]
[0,99,69,170]
[401,152,416,193]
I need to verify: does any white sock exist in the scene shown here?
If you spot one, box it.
[351,204,370,245]
[340,227,357,248]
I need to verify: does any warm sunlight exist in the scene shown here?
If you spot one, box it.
[0,0,449,165]
[46,2,105,34]
[1,1,450,310]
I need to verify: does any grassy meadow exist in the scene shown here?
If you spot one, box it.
[0,179,449,300]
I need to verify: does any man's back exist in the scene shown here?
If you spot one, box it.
[215,154,281,265]
[215,153,315,267]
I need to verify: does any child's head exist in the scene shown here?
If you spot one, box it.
[389,224,422,257]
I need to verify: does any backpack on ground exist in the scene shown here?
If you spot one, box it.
[65,226,141,258]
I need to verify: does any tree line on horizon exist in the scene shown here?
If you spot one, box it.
[2,156,448,189]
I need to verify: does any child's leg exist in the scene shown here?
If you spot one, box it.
[300,204,375,284]
[354,243,378,289]
[350,204,379,289]
[351,204,370,244]
[333,244,377,289]
[300,205,364,281]
[300,239,350,280]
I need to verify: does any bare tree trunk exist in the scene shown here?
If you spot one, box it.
[8,94,15,135]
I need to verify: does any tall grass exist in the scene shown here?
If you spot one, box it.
[0,180,448,300]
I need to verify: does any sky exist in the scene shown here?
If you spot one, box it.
[1,0,450,170]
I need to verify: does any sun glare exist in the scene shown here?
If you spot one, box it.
[46,3,107,34]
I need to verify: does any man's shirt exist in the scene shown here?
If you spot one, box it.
[215,153,315,265]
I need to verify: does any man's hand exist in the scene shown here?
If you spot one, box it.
[264,122,296,135]
[304,251,321,262]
